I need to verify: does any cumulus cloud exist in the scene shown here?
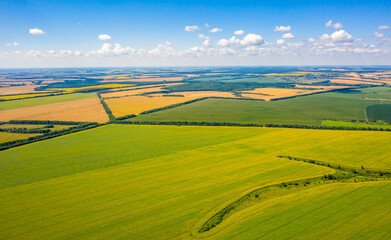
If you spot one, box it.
[6,42,19,47]
[281,33,295,39]
[217,33,264,47]
[234,30,244,35]
[378,25,390,30]
[29,28,45,35]
[325,20,343,30]
[204,23,210,28]
[209,27,222,33]
[184,25,200,32]
[98,34,112,41]
[320,30,353,43]
[374,32,384,38]
[198,34,208,39]
[276,39,285,45]
[274,26,291,32]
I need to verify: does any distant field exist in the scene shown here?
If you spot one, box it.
[367,104,391,122]
[323,120,391,129]
[0,93,96,110]
[48,84,135,93]
[0,97,108,123]
[0,125,390,239]
[105,95,198,117]
[0,92,63,100]
[134,90,381,125]
[0,132,40,143]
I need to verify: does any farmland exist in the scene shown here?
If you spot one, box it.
[105,95,199,117]
[134,90,382,125]
[0,97,108,122]
[0,67,390,240]
[0,93,96,110]
[0,125,390,239]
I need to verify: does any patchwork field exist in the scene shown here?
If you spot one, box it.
[105,95,198,117]
[0,85,45,95]
[240,87,322,100]
[0,132,40,143]
[101,86,168,99]
[0,93,96,111]
[0,125,389,239]
[0,97,108,123]
[150,91,238,98]
[48,84,135,93]
[134,90,381,125]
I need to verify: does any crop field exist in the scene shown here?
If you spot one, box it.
[240,87,321,100]
[367,104,391,122]
[0,132,40,143]
[101,86,169,99]
[0,85,46,95]
[0,92,64,100]
[134,90,382,125]
[48,83,135,93]
[0,125,390,239]
[129,77,183,82]
[152,91,238,98]
[0,93,96,111]
[323,120,391,129]
[105,95,198,117]
[0,97,108,122]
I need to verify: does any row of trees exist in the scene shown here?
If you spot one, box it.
[114,120,391,132]
[0,122,101,151]
[0,128,51,134]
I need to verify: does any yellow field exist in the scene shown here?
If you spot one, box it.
[0,92,63,100]
[151,91,238,98]
[105,95,198,117]
[0,132,40,143]
[48,84,135,93]
[0,85,47,96]
[240,88,321,100]
[0,97,108,123]
[101,87,167,99]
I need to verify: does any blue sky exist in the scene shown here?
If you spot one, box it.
[1,0,391,67]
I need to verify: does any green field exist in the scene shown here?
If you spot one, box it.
[134,89,384,125]
[211,182,391,240]
[0,125,390,239]
[323,120,391,129]
[367,104,391,122]
[0,93,97,110]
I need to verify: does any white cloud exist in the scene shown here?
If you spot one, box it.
[325,20,343,30]
[274,26,291,32]
[184,25,200,32]
[29,28,45,35]
[378,25,390,30]
[276,39,285,45]
[241,34,264,46]
[374,32,384,38]
[198,34,208,39]
[320,30,353,43]
[209,27,222,33]
[217,33,264,47]
[98,34,112,41]
[308,38,315,42]
[202,39,211,47]
[6,42,19,47]
[234,30,244,35]
[281,33,295,39]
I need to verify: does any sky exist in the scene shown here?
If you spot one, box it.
[1,0,391,68]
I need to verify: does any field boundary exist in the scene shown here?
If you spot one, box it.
[115,120,391,132]
[196,156,391,235]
